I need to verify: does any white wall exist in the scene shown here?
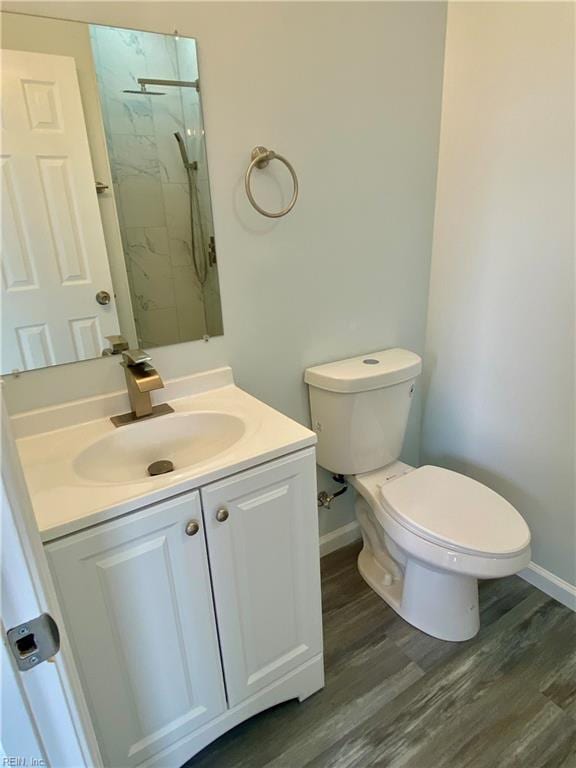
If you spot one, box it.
[2,2,446,536]
[422,3,575,585]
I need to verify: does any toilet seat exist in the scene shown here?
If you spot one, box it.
[351,463,531,579]
[378,465,531,558]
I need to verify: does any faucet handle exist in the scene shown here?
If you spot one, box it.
[122,349,152,367]
[102,335,129,356]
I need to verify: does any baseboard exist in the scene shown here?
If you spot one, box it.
[520,562,576,611]
[319,520,361,557]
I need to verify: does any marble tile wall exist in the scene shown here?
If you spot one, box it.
[89,26,223,347]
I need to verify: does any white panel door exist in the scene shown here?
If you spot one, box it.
[1,49,120,372]
[202,449,323,707]
[46,492,226,768]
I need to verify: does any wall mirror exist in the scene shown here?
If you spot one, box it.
[1,14,223,374]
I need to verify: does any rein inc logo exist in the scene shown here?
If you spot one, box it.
[3,759,46,766]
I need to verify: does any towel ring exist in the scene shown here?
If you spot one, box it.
[245,146,299,218]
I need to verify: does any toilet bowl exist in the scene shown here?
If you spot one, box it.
[350,461,531,641]
[305,348,532,642]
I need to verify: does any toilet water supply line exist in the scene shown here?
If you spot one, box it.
[317,474,348,509]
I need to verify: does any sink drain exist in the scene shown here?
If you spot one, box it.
[147,460,174,477]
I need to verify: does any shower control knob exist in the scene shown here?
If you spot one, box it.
[216,507,229,523]
[185,520,200,536]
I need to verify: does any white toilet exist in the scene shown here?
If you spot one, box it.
[305,348,531,642]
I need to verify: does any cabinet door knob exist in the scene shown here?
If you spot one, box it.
[185,520,200,536]
[216,507,229,523]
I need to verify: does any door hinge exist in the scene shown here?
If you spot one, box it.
[6,613,60,671]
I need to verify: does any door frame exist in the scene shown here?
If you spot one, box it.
[1,388,101,767]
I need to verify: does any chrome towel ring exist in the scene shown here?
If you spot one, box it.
[245,146,299,218]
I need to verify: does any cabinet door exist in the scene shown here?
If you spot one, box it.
[202,448,323,707]
[46,492,226,768]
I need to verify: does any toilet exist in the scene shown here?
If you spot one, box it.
[305,349,531,642]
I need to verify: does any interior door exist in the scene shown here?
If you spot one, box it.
[1,393,99,768]
[1,49,120,372]
[202,449,323,707]
[45,492,226,768]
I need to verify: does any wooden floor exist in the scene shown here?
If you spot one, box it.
[185,542,576,768]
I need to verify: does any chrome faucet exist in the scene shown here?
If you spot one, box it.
[110,349,174,427]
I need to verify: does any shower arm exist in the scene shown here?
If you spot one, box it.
[138,77,199,91]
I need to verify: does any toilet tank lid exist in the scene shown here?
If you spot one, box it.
[304,348,422,393]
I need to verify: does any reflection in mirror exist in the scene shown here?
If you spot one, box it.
[1,15,223,375]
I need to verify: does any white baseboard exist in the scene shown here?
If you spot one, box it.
[319,521,361,557]
[520,562,576,611]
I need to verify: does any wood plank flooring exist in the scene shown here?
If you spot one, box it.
[185,542,576,768]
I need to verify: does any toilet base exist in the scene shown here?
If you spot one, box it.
[358,546,480,642]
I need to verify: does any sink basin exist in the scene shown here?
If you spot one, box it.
[73,411,246,484]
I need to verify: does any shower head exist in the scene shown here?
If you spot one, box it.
[174,131,193,169]
[123,86,165,96]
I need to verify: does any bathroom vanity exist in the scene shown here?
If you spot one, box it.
[13,368,324,768]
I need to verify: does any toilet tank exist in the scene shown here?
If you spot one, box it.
[305,349,422,475]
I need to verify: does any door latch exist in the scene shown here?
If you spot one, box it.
[6,613,60,671]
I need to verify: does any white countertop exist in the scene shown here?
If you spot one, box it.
[14,369,316,542]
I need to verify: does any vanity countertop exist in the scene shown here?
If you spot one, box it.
[14,368,316,542]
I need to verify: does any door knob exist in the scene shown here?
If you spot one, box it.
[215,507,229,523]
[96,290,111,305]
[185,520,200,536]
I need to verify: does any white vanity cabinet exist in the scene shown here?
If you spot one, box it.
[45,448,323,768]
